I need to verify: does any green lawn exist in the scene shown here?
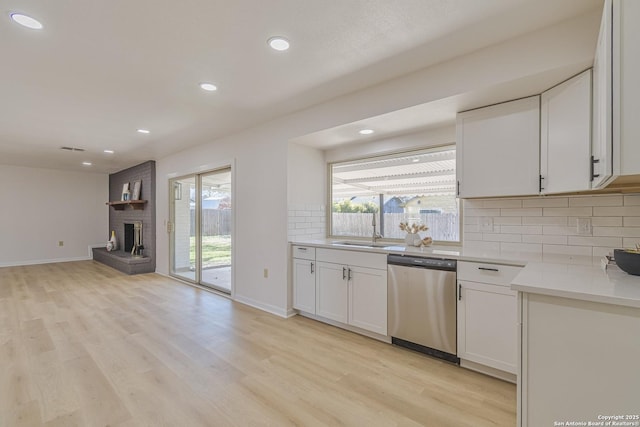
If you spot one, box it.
[189,235,231,268]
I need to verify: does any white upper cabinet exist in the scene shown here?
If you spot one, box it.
[456,96,540,198]
[592,0,640,188]
[540,70,592,194]
[591,0,613,188]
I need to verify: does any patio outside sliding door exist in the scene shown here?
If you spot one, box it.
[169,167,232,294]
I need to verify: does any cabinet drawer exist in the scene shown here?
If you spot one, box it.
[458,261,522,287]
[316,248,386,270]
[292,245,316,261]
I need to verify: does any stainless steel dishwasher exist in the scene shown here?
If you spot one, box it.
[387,254,459,363]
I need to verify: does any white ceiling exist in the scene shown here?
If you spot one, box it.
[0,0,602,173]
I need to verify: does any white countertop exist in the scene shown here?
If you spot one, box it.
[511,262,640,309]
[291,238,640,308]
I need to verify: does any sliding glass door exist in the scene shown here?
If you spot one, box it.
[170,167,232,293]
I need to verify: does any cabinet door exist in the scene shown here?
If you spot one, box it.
[293,258,316,314]
[348,266,387,335]
[457,280,517,374]
[315,262,348,323]
[541,70,592,194]
[456,96,540,198]
[616,0,640,176]
[592,0,613,188]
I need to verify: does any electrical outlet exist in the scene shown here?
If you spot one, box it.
[576,218,592,235]
[58,241,64,247]
[263,268,269,278]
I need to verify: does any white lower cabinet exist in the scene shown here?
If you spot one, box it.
[314,248,387,336]
[315,261,348,323]
[457,261,521,377]
[292,258,316,314]
[348,265,387,335]
[292,246,317,314]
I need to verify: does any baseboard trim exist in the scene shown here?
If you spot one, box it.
[0,256,92,268]
[234,295,288,318]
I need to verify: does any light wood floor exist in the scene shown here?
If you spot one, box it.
[0,261,516,426]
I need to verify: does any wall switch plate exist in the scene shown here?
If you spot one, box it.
[479,217,494,232]
[263,268,269,278]
[576,218,592,235]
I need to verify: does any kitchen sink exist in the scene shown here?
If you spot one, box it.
[333,241,391,248]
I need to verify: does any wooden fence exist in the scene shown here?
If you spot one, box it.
[190,209,232,236]
[332,212,459,241]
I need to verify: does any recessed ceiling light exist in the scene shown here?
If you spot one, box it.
[82,161,92,166]
[104,149,115,154]
[137,129,150,134]
[199,83,217,91]
[10,13,43,30]
[359,129,374,135]
[268,36,290,51]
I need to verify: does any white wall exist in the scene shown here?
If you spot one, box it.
[0,165,108,267]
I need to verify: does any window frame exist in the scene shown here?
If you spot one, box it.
[327,144,461,245]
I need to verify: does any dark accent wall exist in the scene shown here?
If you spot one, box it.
[107,160,156,272]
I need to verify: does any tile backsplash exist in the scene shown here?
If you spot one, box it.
[463,194,640,257]
[288,203,326,240]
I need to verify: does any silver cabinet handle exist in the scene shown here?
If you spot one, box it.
[310,262,314,274]
[347,268,353,281]
[459,283,462,301]
[343,267,347,280]
[478,267,499,272]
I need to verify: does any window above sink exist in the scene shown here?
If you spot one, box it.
[329,145,460,244]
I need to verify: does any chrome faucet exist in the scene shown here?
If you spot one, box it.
[372,212,382,243]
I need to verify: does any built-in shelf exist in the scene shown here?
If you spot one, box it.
[106,200,148,210]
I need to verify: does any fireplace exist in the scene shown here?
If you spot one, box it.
[124,221,144,256]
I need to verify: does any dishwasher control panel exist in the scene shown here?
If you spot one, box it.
[387,254,456,271]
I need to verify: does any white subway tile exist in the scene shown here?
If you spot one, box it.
[522,197,568,208]
[466,208,501,217]
[464,217,479,226]
[623,217,640,227]
[463,200,484,209]
[482,233,522,243]
[593,206,640,216]
[592,247,617,257]
[312,211,325,217]
[295,223,311,229]
[569,195,623,207]
[567,236,622,247]
[464,232,483,241]
[500,225,542,235]
[295,211,312,217]
[591,217,623,227]
[623,195,640,206]
[593,227,640,237]
[464,224,480,233]
[494,217,522,225]
[543,207,592,217]
[500,242,543,254]
[543,244,592,256]
[543,225,578,236]
[289,203,306,211]
[482,199,522,208]
[522,216,568,226]
[522,234,568,245]
[291,217,307,223]
[500,208,543,217]
[622,238,640,248]
[463,240,501,252]
[311,222,325,228]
